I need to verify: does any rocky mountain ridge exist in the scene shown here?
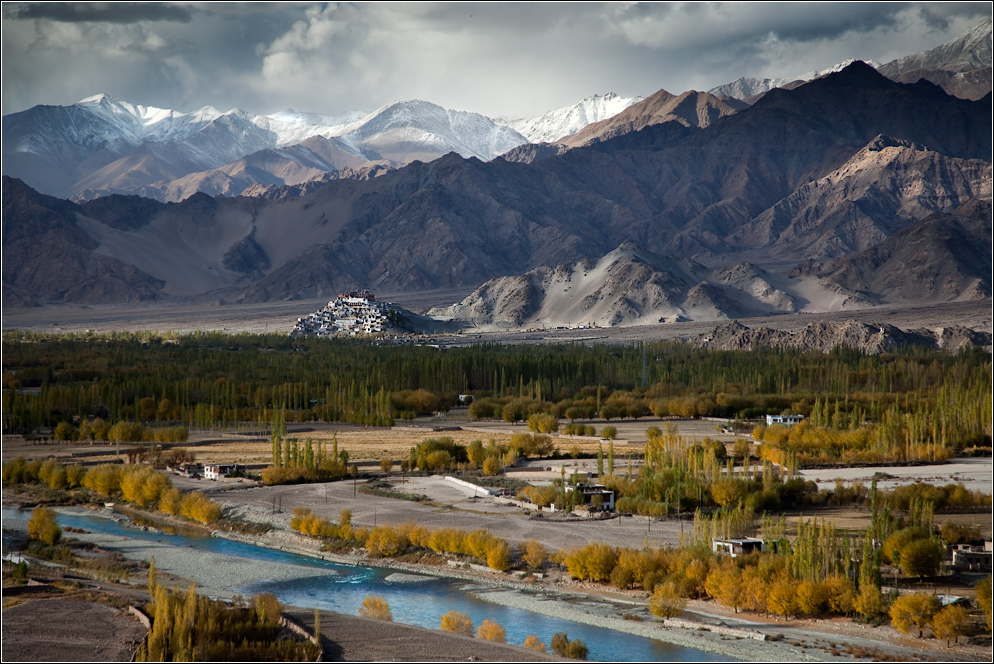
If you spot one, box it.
[692,320,992,354]
[3,64,991,321]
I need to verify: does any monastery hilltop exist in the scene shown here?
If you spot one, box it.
[290,290,395,338]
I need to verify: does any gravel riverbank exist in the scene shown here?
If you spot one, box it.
[33,505,989,663]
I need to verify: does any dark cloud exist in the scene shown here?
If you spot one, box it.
[1,2,989,118]
[6,2,192,24]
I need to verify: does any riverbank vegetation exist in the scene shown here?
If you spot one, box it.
[138,562,319,661]
[290,506,511,571]
[4,331,989,468]
[3,456,224,525]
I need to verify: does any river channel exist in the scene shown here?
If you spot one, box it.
[3,507,735,662]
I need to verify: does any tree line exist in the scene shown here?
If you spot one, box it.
[5,332,989,458]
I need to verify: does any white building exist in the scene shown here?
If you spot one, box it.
[766,414,805,426]
[712,537,766,557]
[204,463,241,480]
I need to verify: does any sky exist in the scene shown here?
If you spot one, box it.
[2,2,990,119]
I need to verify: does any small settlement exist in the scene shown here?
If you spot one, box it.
[291,290,391,338]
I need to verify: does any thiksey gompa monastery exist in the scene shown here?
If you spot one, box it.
[291,290,390,338]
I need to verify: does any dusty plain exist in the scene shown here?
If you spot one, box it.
[3,296,991,343]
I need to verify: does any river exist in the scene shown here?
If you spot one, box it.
[3,507,736,662]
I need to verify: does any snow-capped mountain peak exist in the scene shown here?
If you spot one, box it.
[496,92,644,143]
[708,59,882,100]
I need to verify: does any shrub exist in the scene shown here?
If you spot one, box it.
[520,539,546,568]
[550,632,587,659]
[180,491,222,524]
[978,576,993,632]
[359,595,392,621]
[523,635,546,652]
[565,639,589,660]
[564,543,617,581]
[649,580,686,619]
[476,619,506,643]
[482,456,502,476]
[486,541,510,572]
[440,610,474,636]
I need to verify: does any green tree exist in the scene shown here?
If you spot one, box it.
[601,425,617,440]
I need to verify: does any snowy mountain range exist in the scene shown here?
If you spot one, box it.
[3,20,989,204]
[2,95,530,201]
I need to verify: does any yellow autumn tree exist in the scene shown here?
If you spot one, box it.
[440,610,474,636]
[649,580,686,619]
[889,593,941,637]
[523,635,547,652]
[359,595,392,621]
[476,619,506,643]
[931,605,971,646]
[520,539,547,568]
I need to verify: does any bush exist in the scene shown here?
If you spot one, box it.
[649,580,686,618]
[523,635,546,652]
[440,610,474,636]
[550,632,587,659]
[520,539,547,568]
[476,619,506,643]
[359,595,392,621]
[482,457,502,476]
[565,640,589,660]
[180,491,223,524]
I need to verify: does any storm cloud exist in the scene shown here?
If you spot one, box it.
[2,2,988,118]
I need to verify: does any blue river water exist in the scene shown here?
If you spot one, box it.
[3,507,735,662]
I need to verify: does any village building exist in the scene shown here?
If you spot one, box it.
[204,463,242,480]
[565,483,616,511]
[766,414,805,426]
[952,542,993,572]
[712,537,767,557]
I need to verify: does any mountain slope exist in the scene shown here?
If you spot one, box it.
[428,243,812,328]
[3,63,990,309]
[801,199,992,304]
[877,20,992,100]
